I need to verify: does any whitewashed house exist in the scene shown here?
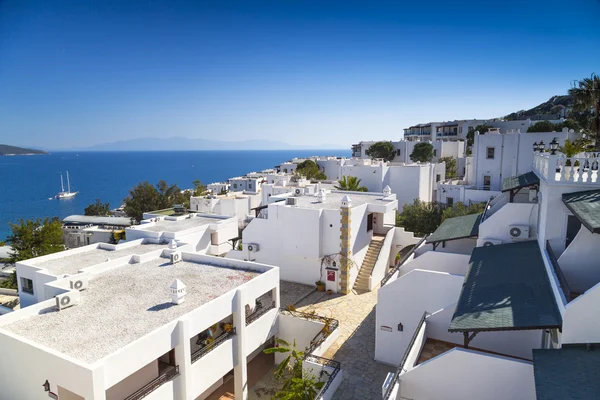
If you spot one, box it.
[0,251,344,400]
[189,193,262,229]
[207,182,230,194]
[61,215,134,248]
[377,144,600,400]
[226,190,419,293]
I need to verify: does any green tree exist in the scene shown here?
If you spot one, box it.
[558,139,587,166]
[3,218,64,289]
[295,160,327,180]
[569,73,600,144]
[466,124,493,147]
[84,199,111,216]
[439,156,457,179]
[334,176,367,192]
[263,339,324,400]
[365,141,396,162]
[192,180,207,196]
[441,202,486,220]
[526,121,557,133]
[410,142,434,163]
[124,181,160,222]
[395,200,443,237]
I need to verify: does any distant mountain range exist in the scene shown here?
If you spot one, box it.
[504,95,573,121]
[0,144,48,156]
[55,137,342,151]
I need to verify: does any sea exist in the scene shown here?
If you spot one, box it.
[0,150,350,240]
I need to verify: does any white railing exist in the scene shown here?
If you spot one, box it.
[533,153,600,184]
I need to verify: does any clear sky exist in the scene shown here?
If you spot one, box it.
[1,0,599,149]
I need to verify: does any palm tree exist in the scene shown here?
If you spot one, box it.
[569,73,600,144]
[334,176,368,192]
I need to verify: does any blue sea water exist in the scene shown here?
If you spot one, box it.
[0,150,350,240]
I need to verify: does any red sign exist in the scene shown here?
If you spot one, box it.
[327,270,336,282]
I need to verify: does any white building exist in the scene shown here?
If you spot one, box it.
[227,190,420,294]
[0,249,343,400]
[207,182,230,194]
[61,215,134,248]
[377,144,600,399]
[351,140,465,164]
[229,174,265,193]
[189,193,262,229]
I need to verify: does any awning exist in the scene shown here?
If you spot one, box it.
[533,345,600,400]
[426,213,482,244]
[562,189,600,234]
[449,241,562,332]
[62,215,133,226]
[502,171,540,192]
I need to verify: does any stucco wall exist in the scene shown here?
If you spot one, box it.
[106,360,159,400]
[477,203,538,245]
[398,252,469,278]
[561,282,600,344]
[275,314,324,364]
[557,227,600,293]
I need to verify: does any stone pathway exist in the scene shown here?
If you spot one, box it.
[295,288,394,400]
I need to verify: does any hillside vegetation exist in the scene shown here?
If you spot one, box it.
[0,145,48,156]
[504,95,574,121]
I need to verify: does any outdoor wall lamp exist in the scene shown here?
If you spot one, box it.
[398,323,403,332]
[549,137,559,155]
[533,142,539,153]
[538,140,545,152]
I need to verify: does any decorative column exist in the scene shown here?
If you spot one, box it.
[339,195,352,294]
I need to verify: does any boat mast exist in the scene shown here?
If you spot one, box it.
[60,174,65,192]
[67,171,71,193]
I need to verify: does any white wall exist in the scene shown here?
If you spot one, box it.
[398,349,536,400]
[375,270,464,365]
[477,202,538,245]
[557,227,600,293]
[561,282,600,344]
[398,252,469,278]
[275,314,324,364]
[106,360,159,400]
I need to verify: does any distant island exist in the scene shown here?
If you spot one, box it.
[0,145,48,156]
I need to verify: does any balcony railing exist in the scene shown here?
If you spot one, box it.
[124,364,179,400]
[533,153,600,184]
[191,328,237,364]
[305,354,341,400]
[380,236,428,286]
[246,301,276,326]
[382,311,429,400]
[280,308,339,354]
[546,240,572,302]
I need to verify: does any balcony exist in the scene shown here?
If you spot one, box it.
[123,363,179,400]
[533,153,600,184]
[191,328,237,364]
[246,300,276,326]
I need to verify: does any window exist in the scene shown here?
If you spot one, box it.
[436,174,441,182]
[447,197,454,206]
[396,149,401,156]
[483,175,491,190]
[433,150,437,157]
[486,147,495,159]
[248,183,253,189]
[458,127,463,134]
[21,278,34,294]
[367,214,373,232]
[233,183,237,188]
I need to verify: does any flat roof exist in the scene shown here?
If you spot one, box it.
[35,243,168,276]
[136,215,225,233]
[285,191,395,210]
[426,213,482,244]
[449,241,562,332]
[4,257,262,363]
[533,345,600,400]
[562,189,600,234]
[62,215,133,226]
[502,171,540,192]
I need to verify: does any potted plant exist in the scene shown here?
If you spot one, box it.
[223,323,233,333]
[559,139,585,167]
[326,289,333,295]
[315,280,325,292]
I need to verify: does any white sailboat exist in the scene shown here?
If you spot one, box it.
[55,171,78,199]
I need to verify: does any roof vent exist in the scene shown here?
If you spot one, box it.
[316,189,327,203]
[170,279,186,305]
[168,239,177,250]
[383,185,392,196]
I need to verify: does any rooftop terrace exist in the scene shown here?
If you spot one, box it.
[134,215,226,233]
[4,257,263,363]
[34,243,168,276]
[283,191,395,210]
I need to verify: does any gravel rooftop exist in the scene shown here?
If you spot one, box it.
[288,192,394,210]
[35,243,168,276]
[5,257,261,363]
[137,216,225,233]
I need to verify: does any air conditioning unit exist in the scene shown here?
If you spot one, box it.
[69,277,89,291]
[286,197,298,206]
[294,188,303,196]
[55,291,80,311]
[509,225,529,240]
[170,251,182,264]
[247,243,260,252]
[482,238,503,247]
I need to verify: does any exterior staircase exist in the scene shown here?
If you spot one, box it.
[353,236,385,294]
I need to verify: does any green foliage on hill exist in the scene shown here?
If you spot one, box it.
[0,145,47,156]
[123,180,191,222]
[84,199,111,216]
[504,95,574,121]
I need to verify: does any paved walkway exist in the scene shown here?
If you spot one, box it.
[295,288,394,400]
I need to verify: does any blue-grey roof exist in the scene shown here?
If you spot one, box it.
[62,215,133,226]
[533,345,600,400]
[426,213,482,244]
[562,189,600,234]
[502,171,540,192]
[449,241,562,332]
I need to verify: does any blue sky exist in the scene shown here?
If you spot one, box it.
[1,0,599,149]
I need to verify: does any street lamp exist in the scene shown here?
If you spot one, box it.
[539,140,545,152]
[549,137,559,155]
[533,142,539,153]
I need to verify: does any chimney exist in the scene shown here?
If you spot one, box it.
[168,239,177,250]
[383,185,392,196]
[170,279,187,305]
[317,189,327,203]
